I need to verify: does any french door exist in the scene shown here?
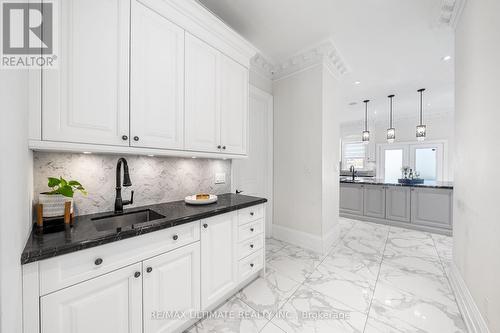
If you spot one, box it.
[378,142,444,181]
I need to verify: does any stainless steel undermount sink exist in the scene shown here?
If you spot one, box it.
[92,209,165,232]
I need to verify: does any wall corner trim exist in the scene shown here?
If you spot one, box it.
[272,224,327,254]
[448,262,491,333]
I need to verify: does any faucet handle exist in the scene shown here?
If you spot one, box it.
[123,190,134,206]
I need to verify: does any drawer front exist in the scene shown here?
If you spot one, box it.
[238,234,263,260]
[238,204,264,226]
[39,221,200,295]
[238,249,263,282]
[238,219,264,242]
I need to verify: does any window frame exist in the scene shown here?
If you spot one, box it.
[341,139,368,171]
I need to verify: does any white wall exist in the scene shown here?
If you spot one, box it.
[272,64,340,253]
[0,71,32,333]
[249,68,272,95]
[454,0,500,331]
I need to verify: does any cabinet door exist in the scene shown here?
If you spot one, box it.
[220,55,248,155]
[363,185,386,219]
[143,242,200,333]
[201,212,238,309]
[339,184,364,215]
[184,33,221,153]
[385,187,411,222]
[42,0,130,146]
[130,0,184,150]
[41,263,142,333]
[410,188,453,228]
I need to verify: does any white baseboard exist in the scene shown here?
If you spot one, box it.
[448,262,490,333]
[272,224,331,254]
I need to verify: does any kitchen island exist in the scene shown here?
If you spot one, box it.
[340,179,453,235]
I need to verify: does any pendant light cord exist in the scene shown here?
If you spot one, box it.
[418,88,425,126]
[363,100,369,131]
[388,95,394,128]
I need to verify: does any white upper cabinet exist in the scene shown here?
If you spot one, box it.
[143,242,200,333]
[130,0,185,150]
[184,33,221,153]
[42,0,130,146]
[220,55,248,154]
[40,263,142,333]
[185,33,249,155]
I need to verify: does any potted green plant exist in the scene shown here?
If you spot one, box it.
[38,177,87,217]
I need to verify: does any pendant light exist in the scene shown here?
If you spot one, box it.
[362,100,370,144]
[387,94,396,143]
[416,88,427,141]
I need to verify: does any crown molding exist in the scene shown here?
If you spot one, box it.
[437,0,466,29]
[250,53,275,80]
[273,40,350,80]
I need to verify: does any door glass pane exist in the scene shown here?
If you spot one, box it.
[384,149,403,183]
[415,148,437,181]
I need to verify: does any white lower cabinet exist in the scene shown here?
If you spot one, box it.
[24,204,266,333]
[41,263,143,333]
[143,242,200,333]
[200,212,238,309]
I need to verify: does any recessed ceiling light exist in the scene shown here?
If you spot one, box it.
[354,81,361,85]
[348,102,358,106]
[442,55,452,61]
[82,152,91,154]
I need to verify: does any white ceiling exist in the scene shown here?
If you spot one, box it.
[198,0,455,124]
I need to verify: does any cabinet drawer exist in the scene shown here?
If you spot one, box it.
[238,234,263,260]
[238,249,263,282]
[238,204,264,225]
[39,221,200,295]
[238,219,264,242]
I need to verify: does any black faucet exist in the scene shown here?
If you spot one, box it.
[349,165,357,181]
[114,157,134,214]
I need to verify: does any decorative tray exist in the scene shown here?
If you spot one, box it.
[184,194,218,205]
[398,178,425,185]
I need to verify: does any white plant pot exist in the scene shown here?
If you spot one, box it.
[38,193,73,218]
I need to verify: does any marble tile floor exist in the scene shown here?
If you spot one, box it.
[187,217,465,333]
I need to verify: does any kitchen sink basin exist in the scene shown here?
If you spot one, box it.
[92,209,165,232]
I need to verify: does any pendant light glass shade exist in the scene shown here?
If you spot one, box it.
[362,100,370,144]
[416,88,426,141]
[387,94,396,143]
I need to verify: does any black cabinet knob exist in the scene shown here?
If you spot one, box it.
[133,136,139,141]
[250,212,254,216]
[203,223,208,228]
[146,267,153,273]
[94,258,103,266]
[222,146,226,150]
[250,228,254,232]
[134,271,141,278]
[250,263,254,267]
[250,244,254,248]
[217,145,221,149]
[173,234,178,241]
[122,135,128,141]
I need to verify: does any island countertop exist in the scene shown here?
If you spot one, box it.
[340,178,453,189]
[21,193,267,264]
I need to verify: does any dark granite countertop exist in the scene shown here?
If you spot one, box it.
[21,193,267,264]
[340,178,454,189]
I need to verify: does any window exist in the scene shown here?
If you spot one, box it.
[384,149,404,182]
[414,147,437,181]
[342,142,366,170]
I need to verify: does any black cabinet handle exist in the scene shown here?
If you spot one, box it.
[122,135,128,141]
[134,271,141,278]
[94,258,103,266]
[146,267,153,273]
[250,228,254,232]
[250,263,254,267]
[133,136,139,141]
[203,223,208,228]
[172,234,178,241]
[250,244,254,248]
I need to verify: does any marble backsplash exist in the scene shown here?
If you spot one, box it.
[33,152,231,216]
